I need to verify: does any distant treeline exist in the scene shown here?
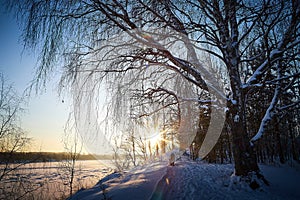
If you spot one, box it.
[0,152,113,163]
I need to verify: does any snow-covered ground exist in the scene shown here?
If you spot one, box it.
[0,160,113,199]
[70,157,300,200]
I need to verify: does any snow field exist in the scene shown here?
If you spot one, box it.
[71,157,300,200]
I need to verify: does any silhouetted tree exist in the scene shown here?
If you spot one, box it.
[0,73,33,199]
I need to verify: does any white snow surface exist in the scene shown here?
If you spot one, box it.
[70,157,300,200]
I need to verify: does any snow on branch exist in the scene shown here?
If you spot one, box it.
[246,4,300,88]
[250,63,281,145]
[250,86,279,145]
[246,48,282,86]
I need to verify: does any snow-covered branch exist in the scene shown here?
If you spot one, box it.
[250,63,281,144]
[246,1,300,87]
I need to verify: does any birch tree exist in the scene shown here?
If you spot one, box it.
[8,0,300,185]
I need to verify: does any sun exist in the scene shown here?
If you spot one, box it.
[147,132,161,147]
[145,129,170,150]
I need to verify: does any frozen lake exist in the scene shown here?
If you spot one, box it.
[0,160,115,199]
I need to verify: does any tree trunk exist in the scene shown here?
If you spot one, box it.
[190,128,205,160]
[226,63,260,174]
[227,73,260,176]
[227,64,259,176]
[161,132,166,154]
[275,117,285,164]
[289,120,299,161]
[191,107,211,160]
[230,113,259,176]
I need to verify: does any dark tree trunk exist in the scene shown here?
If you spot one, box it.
[190,127,205,160]
[191,107,211,160]
[228,133,233,163]
[275,117,285,163]
[227,70,259,176]
[230,109,259,176]
[289,120,299,161]
[220,139,224,164]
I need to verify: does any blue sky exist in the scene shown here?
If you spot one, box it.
[0,5,69,152]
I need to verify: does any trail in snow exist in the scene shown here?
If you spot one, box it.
[150,160,230,200]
